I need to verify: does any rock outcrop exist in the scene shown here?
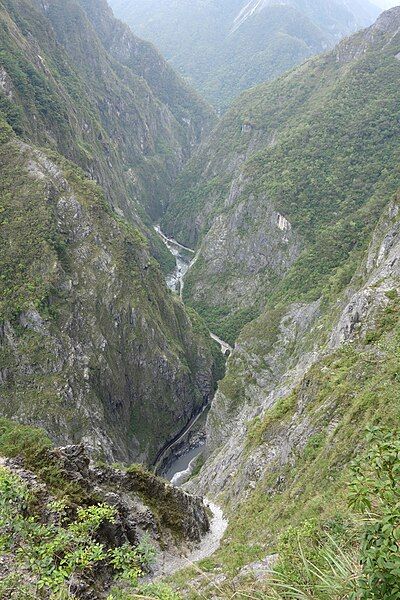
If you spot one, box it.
[0,443,209,598]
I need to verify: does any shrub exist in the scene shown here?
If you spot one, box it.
[349,427,400,599]
[0,466,157,598]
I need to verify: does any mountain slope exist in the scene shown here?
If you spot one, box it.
[162,7,400,344]
[110,0,380,109]
[0,119,220,464]
[169,9,400,595]
[0,0,213,226]
[0,0,219,464]
[183,191,400,596]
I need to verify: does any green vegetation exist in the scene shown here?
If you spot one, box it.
[108,583,181,600]
[203,294,400,582]
[0,465,167,599]
[189,302,259,347]
[0,127,61,320]
[169,428,400,599]
[110,0,377,109]
[0,418,94,505]
[0,417,52,461]
[0,0,212,255]
[246,391,297,449]
[265,427,400,599]
[0,117,220,464]
[349,428,400,598]
[0,421,186,599]
[163,16,400,345]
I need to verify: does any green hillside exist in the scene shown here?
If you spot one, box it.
[110,0,379,109]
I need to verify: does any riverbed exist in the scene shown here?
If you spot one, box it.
[154,225,194,296]
[163,444,203,485]
[153,225,229,571]
[153,225,232,484]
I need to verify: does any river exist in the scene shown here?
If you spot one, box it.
[154,225,194,296]
[163,444,204,485]
[153,225,232,485]
[153,225,229,572]
[154,224,233,353]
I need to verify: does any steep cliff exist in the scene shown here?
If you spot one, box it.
[0,112,220,463]
[110,0,379,109]
[0,422,209,598]
[163,7,400,344]
[0,0,222,464]
[166,9,400,595]
[181,191,400,595]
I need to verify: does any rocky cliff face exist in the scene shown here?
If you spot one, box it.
[173,10,400,587]
[0,119,219,464]
[0,0,220,464]
[178,193,400,594]
[189,195,400,499]
[162,7,400,344]
[110,0,379,109]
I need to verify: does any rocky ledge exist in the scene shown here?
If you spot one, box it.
[0,444,209,598]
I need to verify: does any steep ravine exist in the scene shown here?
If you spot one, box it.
[151,226,230,568]
[153,225,232,480]
[154,225,232,356]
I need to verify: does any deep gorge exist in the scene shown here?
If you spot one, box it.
[1,1,400,598]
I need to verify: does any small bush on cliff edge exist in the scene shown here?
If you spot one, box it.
[349,427,400,599]
[0,421,181,599]
[0,468,148,598]
[0,466,164,598]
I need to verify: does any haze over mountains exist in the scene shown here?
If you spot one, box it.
[1,0,400,597]
[373,0,398,7]
[110,0,381,108]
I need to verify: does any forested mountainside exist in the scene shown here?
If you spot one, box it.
[110,0,380,109]
[2,0,400,597]
[0,0,213,239]
[162,8,400,597]
[0,119,220,464]
[163,7,400,345]
[0,0,220,465]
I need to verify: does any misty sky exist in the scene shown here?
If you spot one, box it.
[372,0,399,8]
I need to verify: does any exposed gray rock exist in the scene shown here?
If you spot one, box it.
[0,444,210,597]
[233,553,278,582]
[0,66,13,98]
[0,140,218,466]
[188,198,400,503]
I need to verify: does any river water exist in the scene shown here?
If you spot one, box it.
[153,225,231,484]
[154,225,194,296]
[153,225,229,568]
[163,444,203,485]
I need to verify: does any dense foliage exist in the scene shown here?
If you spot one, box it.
[0,463,184,599]
[262,428,400,599]
[0,0,211,259]
[0,418,185,599]
[349,428,400,598]
[163,13,400,343]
